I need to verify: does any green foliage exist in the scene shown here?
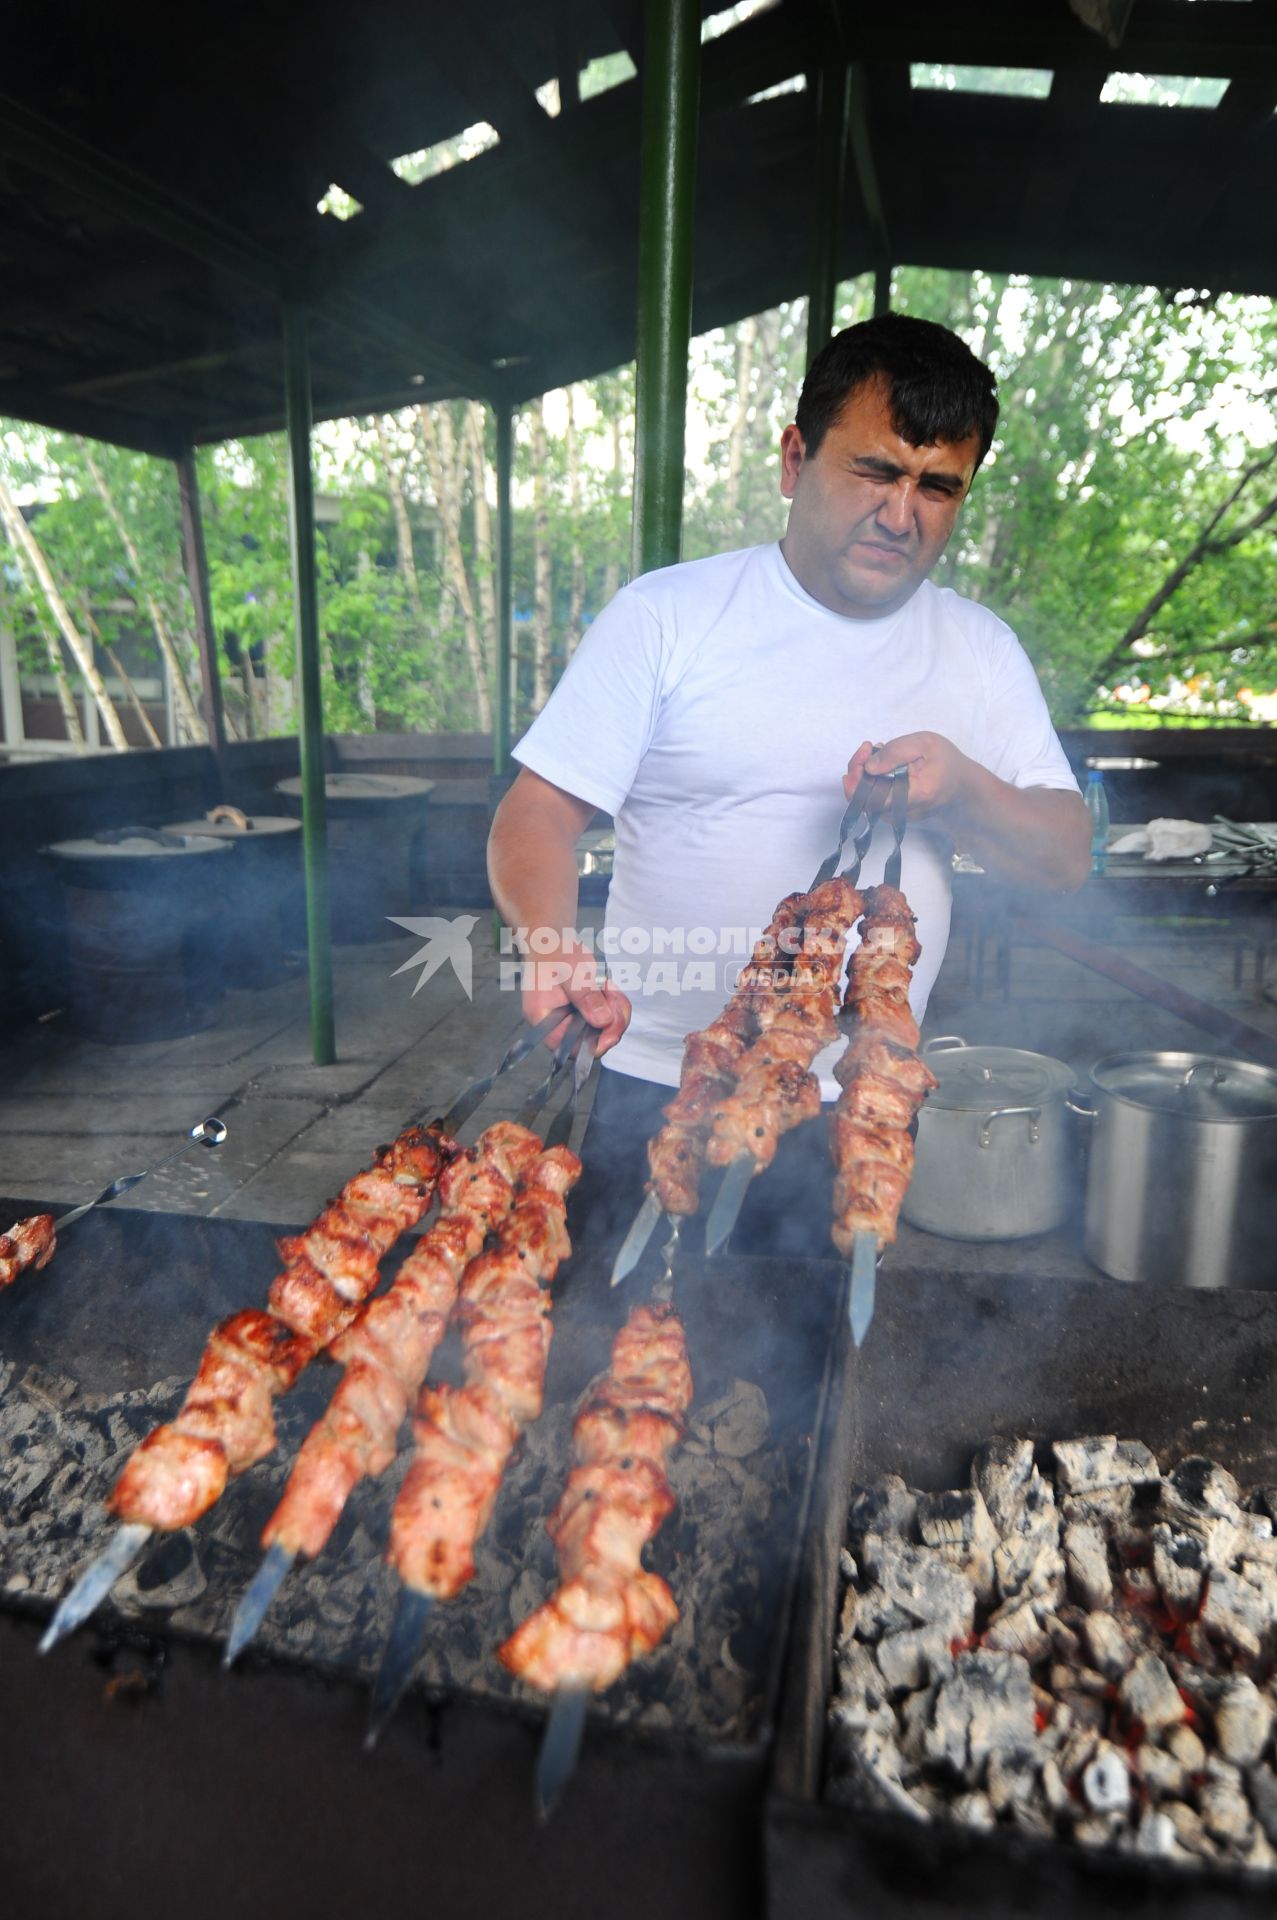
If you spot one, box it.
[1,269,1273,741]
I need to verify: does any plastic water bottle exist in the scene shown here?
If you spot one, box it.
[1085,768,1110,875]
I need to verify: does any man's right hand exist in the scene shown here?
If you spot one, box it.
[520,937,631,1057]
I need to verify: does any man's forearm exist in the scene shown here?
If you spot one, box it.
[488,806,582,947]
[949,767,1091,890]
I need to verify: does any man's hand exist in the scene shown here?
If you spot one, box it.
[518,935,632,1057]
[844,732,975,818]
[843,731,1090,890]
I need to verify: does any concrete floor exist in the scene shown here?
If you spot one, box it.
[2,905,1275,1280]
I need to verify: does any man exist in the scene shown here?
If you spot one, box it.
[488,314,1090,1254]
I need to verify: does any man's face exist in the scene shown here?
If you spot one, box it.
[779,376,981,619]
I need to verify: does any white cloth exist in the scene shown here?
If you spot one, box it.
[1108,819,1213,862]
[513,542,1079,1094]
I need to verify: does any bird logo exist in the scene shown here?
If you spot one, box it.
[387,914,479,999]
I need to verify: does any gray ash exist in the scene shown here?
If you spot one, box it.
[827,1435,1277,1874]
[1,1356,795,1747]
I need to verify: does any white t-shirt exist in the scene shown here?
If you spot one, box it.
[513,542,1078,1094]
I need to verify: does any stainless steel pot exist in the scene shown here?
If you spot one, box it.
[1075,1051,1277,1289]
[901,1037,1079,1241]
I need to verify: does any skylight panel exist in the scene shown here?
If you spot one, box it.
[316,184,363,221]
[389,122,500,187]
[747,74,807,105]
[578,51,637,100]
[702,0,779,46]
[1099,72,1230,105]
[536,79,561,118]
[910,65,1054,100]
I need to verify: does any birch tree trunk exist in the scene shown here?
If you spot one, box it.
[530,397,553,711]
[724,315,758,529]
[83,602,162,747]
[20,556,85,746]
[373,415,425,627]
[0,474,127,748]
[75,439,206,743]
[417,404,492,732]
[565,386,586,657]
[465,403,497,663]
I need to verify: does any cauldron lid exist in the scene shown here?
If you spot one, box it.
[1091,1050,1277,1121]
[922,1039,1075,1111]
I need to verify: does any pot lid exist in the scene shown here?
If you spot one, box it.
[1091,1051,1277,1122]
[275,772,433,800]
[923,1040,1075,1111]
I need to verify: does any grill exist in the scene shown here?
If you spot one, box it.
[0,1197,841,1919]
[766,1260,1277,1920]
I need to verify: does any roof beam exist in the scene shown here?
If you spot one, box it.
[1019,67,1105,255]
[1151,77,1277,261]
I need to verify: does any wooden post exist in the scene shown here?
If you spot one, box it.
[175,448,229,773]
[282,302,336,1067]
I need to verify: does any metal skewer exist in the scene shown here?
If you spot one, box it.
[364,1019,596,1748]
[54,1115,228,1232]
[535,1687,589,1821]
[39,1523,152,1653]
[849,1233,878,1349]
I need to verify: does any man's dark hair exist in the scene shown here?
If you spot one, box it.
[795,313,999,468]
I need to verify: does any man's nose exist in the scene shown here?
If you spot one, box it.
[875,480,915,536]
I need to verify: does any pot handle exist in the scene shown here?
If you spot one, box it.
[1065,1091,1097,1122]
[978,1106,1042,1148]
[923,1035,969,1055]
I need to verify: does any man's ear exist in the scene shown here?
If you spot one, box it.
[778,423,806,500]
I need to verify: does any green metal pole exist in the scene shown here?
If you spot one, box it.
[632,0,701,578]
[874,264,893,316]
[494,401,514,773]
[806,63,851,368]
[281,301,335,1066]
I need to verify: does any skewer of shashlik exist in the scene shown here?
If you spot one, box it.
[499,1301,693,1815]
[703,876,863,1246]
[830,883,937,1342]
[0,1214,56,1292]
[225,1122,544,1662]
[40,1123,449,1650]
[366,1138,582,1742]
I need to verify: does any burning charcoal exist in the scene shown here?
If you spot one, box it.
[876,1624,955,1694]
[916,1488,997,1602]
[1046,1612,1082,1663]
[1083,1609,1142,1682]
[855,1533,977,1645]
[1121,1565,1160,1612]
[1136,1744,1187,1800]
[1119,1650,1186,1734]
[1171,1456,1242,1516]
[984,1598,1051,1664]
[19,1365,80,1412]
[1081,1743,1131,1814]
[837,1582,859,1644]
[1248,1487,1277,1530]
[1215,1674,1274,1766]
[1151,1523,1206,1620]
[1063,1520,1112,1611]
[829,1655,896,1743]
[1167,1802,1219,1864]
[848,1475,917,1542]
[971,1438,1035,1533]
[1057,1689,1107,1735]
[1058,1725,1101,1784]
[1127,1807,1184,1861]
[1200,1771,1254,1850]
[923,1650,1036,1783]
[1053,1436,1159,1496]
[1041,1755,1070,1815]
[1072,1813,1124,1850]
[898,1680,942,1766]
[993,1473,1064,1607]
[1166,1722,1206,1771]
[986,1745,1041,1817]
[1247,1825,1277,1873]
[949,1792,996,1831]
[828,1727,932,1822]
[1247,1763,1277,1847]
[1201,1566,1275,1661]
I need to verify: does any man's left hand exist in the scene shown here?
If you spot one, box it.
[844,732,974,818]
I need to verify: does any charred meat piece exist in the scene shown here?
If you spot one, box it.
[0,1213,56,1292]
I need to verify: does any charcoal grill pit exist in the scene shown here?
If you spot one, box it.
[0,1195,841,1920]
[767,1261,1277,1920]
